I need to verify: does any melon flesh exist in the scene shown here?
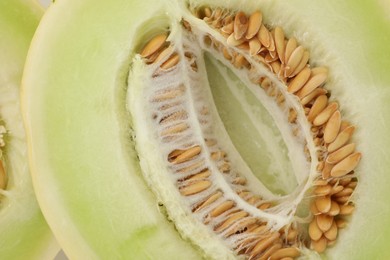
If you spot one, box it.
[0,0,59,259]
[22,0,390,259]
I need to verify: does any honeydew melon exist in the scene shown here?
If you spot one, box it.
[22,0,390,259]
[0,0,59,259]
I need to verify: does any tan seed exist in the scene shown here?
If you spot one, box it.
[251,224,268,234]
[311,236,327,253]
[324,221,338,241]
[285,46,305,77]
[211,150,226,161]
[179,180,211,196]
[269,247,300,260]
[225,217,258,237]
[0,160,6,190]
[203,7,212,18]
[328,126,355,153]
[227,33,246,46]
[246,11,262,39]
[233,54,249,69]
[339,204,355,215]
[187,170,211,181]
[347,181,358,189]
[313,179,329,186]
[308,219,323,241]
[335,196,351,204]
[237,42,250,51]
[221,21,234,34]
[331,152,361,177]
[316,161,325,171]
[308,95,328,122]
[258,243,282,260]
[232,177,247,185]
[171,146,202,164]
[322,162,333,179]
[286,228,298,242]
[257,24,271,48]
[250,232,280,257]
[153,86,185,102]
[222,47,233,60]
[145,48,162,64]
[238,190,250,199]
[265,52,278,63]
[211,8,222,20]
[268,32,276,52]
[301,88,327,105]
[334,187,354,198]
[177,159,204,173]
[328,201,341,216]
[271,61,282,75]
[273,26,285,63]
[315,196,331,213]
[246,195,261,205]
[161,53,180,70]
[249,37,262,56]
[140,33,168,58]
[316,214,334,232]
[284,37,297,63]
[288,108,297,123]
[210,200,235,217]
[296,71,328,98]
[161,122,189,136]
[335,218,347,229]
[324,110,341,143]
[287,67,311,93]
[234,11,248,40]
[290,51,310,77]
[310,202,320,215]
[327,143,356,164]
[258,202,272,210]
[330,185,344,195]
[314,184,332,196]
[313,102,339,126]
[194,191,223,212]
[339,177,352,186]
[214,211,248,232]
[154,45,174,63]
[219,162,231,173]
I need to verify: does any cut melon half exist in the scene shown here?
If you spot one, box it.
[0,0,59,259]
[22,0,390,259]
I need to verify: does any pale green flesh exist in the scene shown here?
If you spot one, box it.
[206,55,297,195]
[22,0,390,259]
[0,0,59,259]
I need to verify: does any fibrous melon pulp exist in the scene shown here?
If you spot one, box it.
[0,0,58,259]
[22,0,390,259]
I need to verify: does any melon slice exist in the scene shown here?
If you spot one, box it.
[22,0,390,259]
[0,0,59,258]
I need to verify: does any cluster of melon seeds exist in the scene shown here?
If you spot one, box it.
[0,124,7,190]
[128,5,361,259]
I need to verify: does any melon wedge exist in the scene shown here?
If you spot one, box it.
[22,0,390,259]
[0,0,58,259]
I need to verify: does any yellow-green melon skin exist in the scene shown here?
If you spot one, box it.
[0,0,59,259]
[22,0,390,259]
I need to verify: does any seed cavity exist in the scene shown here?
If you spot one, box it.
[131,5,362,259]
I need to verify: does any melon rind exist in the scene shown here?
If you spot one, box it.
[22,0,390,259]
[0,0,59,259]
